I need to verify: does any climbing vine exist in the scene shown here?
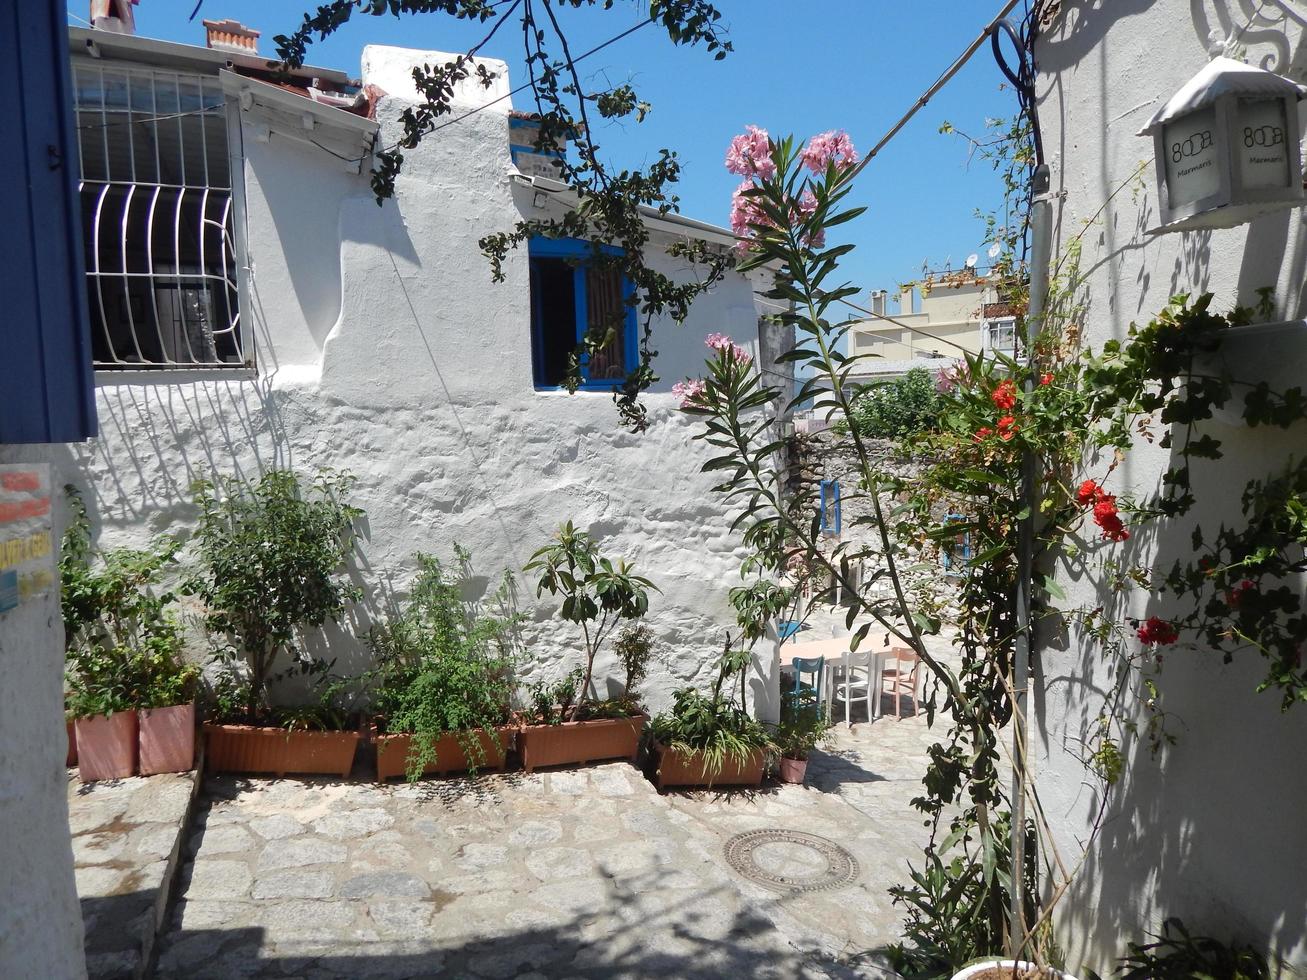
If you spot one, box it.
[678,119,1307,977]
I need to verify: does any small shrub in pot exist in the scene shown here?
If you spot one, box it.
[649,646,774,788]
[186,469,365,776]
[773,689,833,784]
[517,525,656,770]
[369,548,520,781]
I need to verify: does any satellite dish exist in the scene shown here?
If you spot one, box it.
[965,253,979,269]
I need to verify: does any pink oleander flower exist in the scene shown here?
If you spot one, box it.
[729,180,775,253]
[705,333,752,365]
[725,125,776,180]
[671,379,707,408]
[802,130,858,173]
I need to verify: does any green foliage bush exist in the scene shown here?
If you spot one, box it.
[649,646,773,776]
[61,488,196,718]
[1088,918,1270,980]
[185,469,361,723]
[844,367,943,440]
[369,548,520,780]
[773,689,833,760]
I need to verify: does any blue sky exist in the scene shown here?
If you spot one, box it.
[69,1,1016,314]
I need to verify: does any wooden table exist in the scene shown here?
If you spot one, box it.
[780,634,898,723]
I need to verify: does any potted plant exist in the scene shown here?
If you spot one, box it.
[60,490,177,781]
[951,962,1079,980]
[186,470,365,777]
[368,549,521,782]
[136,649,200,776]
[649,647,774,789]
[773,689,833,784]
[517,523,656,771]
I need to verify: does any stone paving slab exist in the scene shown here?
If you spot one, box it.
[68,769,200,979]
[153,713,946,979]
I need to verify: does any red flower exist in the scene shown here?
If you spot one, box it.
[997,415,1019,441]
[1082,489,1130,541]
[1040,372,1055,386]
[1092,494,1118,521]
[1137,616,1179,646]
[992,379,1018,411]
[1097,513,1130,542]
[1227,579,1256,608]
[973,426,993,443]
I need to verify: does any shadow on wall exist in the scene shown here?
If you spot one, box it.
[1057,417,1307,973]
[1035,0,1158,74]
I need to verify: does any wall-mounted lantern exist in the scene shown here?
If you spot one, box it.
[1139,57,1307,233]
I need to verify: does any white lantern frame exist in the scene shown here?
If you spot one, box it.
[1140,57,1307,233]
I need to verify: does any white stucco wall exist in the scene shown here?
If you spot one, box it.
[1036,3,1307,974]
[0,446,86,980]
[72,44,782,721]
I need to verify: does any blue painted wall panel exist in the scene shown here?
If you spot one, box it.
[0,5,96,443]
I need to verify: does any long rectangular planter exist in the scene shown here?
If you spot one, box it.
[139,703,197,775]
[653,739,766,790]
[76,710,138,782]
[374,726,514,782]
[204,723,360,778]
[517,714,646,772]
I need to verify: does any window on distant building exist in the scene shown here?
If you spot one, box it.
[73,62,247,369]
[985,317,1017,355]
[528,237,636,389]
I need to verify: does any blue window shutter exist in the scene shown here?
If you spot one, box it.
[0,8,96,443]
[819,480,841,535]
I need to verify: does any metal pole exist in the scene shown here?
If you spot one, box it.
[1011,161,1053,956]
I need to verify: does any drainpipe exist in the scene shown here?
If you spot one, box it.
[1011,160,1052,955]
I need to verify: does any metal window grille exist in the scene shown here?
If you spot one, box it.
[73,62,247,369]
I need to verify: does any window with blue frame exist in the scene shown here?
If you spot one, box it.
[528,237,637,389]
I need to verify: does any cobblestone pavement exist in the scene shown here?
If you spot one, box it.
[154,714,941,980]
[68,771,198,978]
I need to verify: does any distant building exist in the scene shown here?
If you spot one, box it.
[845,268,1020,386]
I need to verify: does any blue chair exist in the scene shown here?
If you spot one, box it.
[778,620,802,642]
[790,655,825,706]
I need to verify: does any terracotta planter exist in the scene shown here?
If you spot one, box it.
[65,720,77,767]
[374,726,514,782]
[950,961,1079,980]
[653,739,766,789]
[777,755,808,784]
[138,703,196,775]
[204,723,360,778]
[75,710,138,782]
[517,714,646,772]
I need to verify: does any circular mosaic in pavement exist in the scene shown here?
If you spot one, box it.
[723,829,860,893]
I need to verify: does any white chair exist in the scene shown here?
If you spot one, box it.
[831,649,875,727]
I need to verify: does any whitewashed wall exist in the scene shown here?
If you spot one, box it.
[0,447,86,979]
[69,45,782,720]
[1036,3,1307,974]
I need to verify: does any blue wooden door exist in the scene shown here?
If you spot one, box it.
[0,5,96,443]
